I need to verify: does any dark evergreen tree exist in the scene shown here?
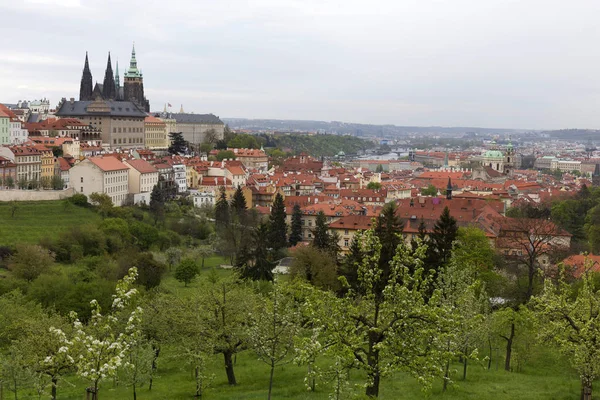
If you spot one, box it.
[215,187,230,231]
[311,211,331,251]
[268,193,288,251]
[230,186,247,221]
[340,234,363,292]
[168,131,187,155]
[149,184,165,225]
[236,223,275,281]
[427,206,458,270]
[411,217,427,250]
[374,202,404,268]
[288,204,303,247]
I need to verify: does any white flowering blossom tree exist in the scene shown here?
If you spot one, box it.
[50,267,142,400]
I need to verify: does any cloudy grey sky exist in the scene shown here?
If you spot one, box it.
[1,0,599,129]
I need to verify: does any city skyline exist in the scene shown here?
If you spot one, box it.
[1,0,600,130]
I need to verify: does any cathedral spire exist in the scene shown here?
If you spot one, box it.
[115,60,120,88]
[125,43,142,78]
[102,52,116,100]
[79,51,93,101]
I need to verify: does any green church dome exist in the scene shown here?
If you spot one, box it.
[484,150,504,158]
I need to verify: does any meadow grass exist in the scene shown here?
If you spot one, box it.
[0,200,100,245]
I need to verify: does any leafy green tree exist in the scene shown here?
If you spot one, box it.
[199,142,213,158]
[290,246,340,291]
[193,245,213,268]
[308,229,453,397]
[288,204,303,247]
[268,193,288,251]
[375,164,384,173]
[366,181,382,190]
[165,247,183,270]
[175,258,200,287]
[89,192,113,217]
[421,184,438,196]
[134,252,167,290]
[533,268,600,400]
[248,281,301,400]
[217,150,236,161]
[6,176,14,189]
[9,243,55,282]
[51,175,65,190]
[168,131,187,155]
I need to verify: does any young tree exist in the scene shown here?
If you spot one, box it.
[249,281,301,400]
[175,258,200,287]
[149,184,165,225]
[89,192,114,217]
[310,229,453,397]
[533,267,600,400]
[366,181,382,190]
[165,247,183,271]
[168,131,187,155]
[51,175,64,190]
[288,204,303,247]
[268,193,288,251]
[199,277,257,385]
[9,243,55,282]
[193,245,213,269]
[49,268,142,400]
[5,176,14,189]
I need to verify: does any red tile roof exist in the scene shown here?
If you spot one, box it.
[88,156,129,172]
[126,159,158,174]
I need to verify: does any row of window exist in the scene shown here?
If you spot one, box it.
[112,127,143,133]
[112,137,144,144]
[105,185,127,194]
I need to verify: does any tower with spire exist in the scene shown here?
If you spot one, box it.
[446,177,453,200]
[79,52,93,101]
[123,43,150,112]
[102,53,117,100]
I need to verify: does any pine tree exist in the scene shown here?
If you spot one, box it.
[215,187,230,231]
[311,211,331,251]
[372,201,404,297]
[340,234,363,292]
[149,184,165,225]
[236,223,275,281]
[288,204,303,247]
[411,217,427,250]
[230,186,247,221]
[427,206,458,270]
[268,193,288,251]
[168,131,187,155]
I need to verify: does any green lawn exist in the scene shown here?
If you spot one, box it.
[0,201,100,245]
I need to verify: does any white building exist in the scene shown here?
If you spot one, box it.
[550,159,582,173]
[191,190,215,208]
[173,163,187,193]
[123,159,159,205]
[69,156,129,206]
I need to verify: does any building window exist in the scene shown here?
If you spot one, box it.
[344,229,349,235]
[344,239,349,247]
[80,187,83,192]
[80,177,83,183]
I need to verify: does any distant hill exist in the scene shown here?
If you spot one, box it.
[542,129,600,141]
[223,118,523,137]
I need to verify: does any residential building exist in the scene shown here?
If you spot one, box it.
[69,156,129,206]
[56,157,71,189]
[173,163,187,193]
[0,156,17,188]
[123,159,159,203]
[0,109,8,145]
[191,190,215,208]
[230,148,269,170]
[0,145,42,185]
[144,115,168,150]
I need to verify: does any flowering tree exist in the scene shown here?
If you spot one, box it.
[50,267,142,400]
[532,267,600,400]
[308,230,454,398]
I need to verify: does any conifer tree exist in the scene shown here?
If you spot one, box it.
[230,186,247,221]
[340,234,363,292]
[215,187,230,231]
[149,184,165,225]
[288,204,303,247]
[168,131,187,155]
[427,206,458,272]
[311,211,331,251]
[268,193,288,251]
[236,223,275,281]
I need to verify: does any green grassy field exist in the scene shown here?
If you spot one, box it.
[0,201,100,245]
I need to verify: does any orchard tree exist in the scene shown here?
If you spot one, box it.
[289,204,303,247]
[533,267,600,400]
[50,268,143,400]
[175,258,199,287]
[9,243,55,282]
[310,229,453,397]
[248,281,301,400]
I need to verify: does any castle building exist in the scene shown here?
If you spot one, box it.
[57,45,150,149]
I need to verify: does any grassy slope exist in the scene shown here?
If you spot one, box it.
[0,201,100,245]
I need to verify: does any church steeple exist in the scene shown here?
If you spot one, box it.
[79,52,93,101]
[125,43,142,78]
[115,60,120,89]
[446,177,453,200]
[102,52,116,100]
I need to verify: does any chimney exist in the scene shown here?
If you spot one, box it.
[69,98,74,104]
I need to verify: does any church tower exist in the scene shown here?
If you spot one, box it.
[446,177,453,200]
[123,44,150,112]
[102,53,117,100]
[79,52,93,101]
[503,139,515,176]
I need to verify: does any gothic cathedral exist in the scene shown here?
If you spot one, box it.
[78,45,150,112]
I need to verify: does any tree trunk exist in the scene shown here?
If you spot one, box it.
[224,351,237,386]
[505,323,515,372]
[51,377,57,400]
[149,346,160,391]
[463,351,468,380]
[581,378,592,400]
[365,343,381,397]
[268,361,275,400]
[488,338,492,370]
[443,358,450,392]
[195,366,202,398]
[202,257,205,268]
[526,258,535,301]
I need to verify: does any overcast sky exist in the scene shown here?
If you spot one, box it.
[1,0,599,129]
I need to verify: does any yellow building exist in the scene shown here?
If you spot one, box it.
[34,145,56,187]
[144,115,169,150]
